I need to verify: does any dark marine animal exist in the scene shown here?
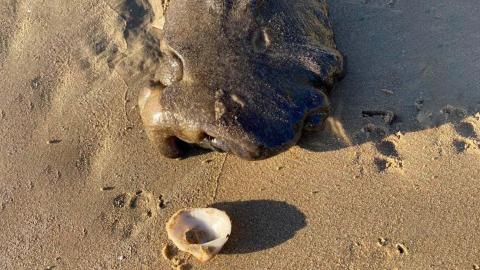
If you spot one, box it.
[138,0,345,160]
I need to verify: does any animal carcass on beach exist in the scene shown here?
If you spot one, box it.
[138,0,345,160]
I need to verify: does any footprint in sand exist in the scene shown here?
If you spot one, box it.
[452,115,480,154]
[441,105,468,123]
[374,156,403,172]
[162,244,192,270]
[416,103,469,128]
[344,238,409,268]
[374,136,404,172]
[376,140,400,158]
[455,121,479,139]
[359,123,390,142]
[377,237,409,256]
[76,1,128,75]
[80,0,166,86]
[109,190,162,238]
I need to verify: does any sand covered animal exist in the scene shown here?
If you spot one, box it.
[138,0,345,160]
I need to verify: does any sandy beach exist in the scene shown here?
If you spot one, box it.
[1,0,480,269]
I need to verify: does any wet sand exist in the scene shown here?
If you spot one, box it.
[1,0,480,269]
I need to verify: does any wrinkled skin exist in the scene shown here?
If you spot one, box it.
[139,0,345,160]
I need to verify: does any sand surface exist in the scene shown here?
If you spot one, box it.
[1,0,480,269]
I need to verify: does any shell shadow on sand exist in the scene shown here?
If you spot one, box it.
[210,200,306,254]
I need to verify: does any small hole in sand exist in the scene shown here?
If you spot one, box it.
[396,243,407,255]
[377,237,388,246]
[159,195,166,209]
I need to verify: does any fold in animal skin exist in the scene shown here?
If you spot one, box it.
[138,0,345,160]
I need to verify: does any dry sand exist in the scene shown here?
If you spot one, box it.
[1,0,480,269]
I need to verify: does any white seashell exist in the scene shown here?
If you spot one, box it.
[166,208,232,262]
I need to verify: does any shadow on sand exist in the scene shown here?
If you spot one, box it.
[210,200,306,254]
